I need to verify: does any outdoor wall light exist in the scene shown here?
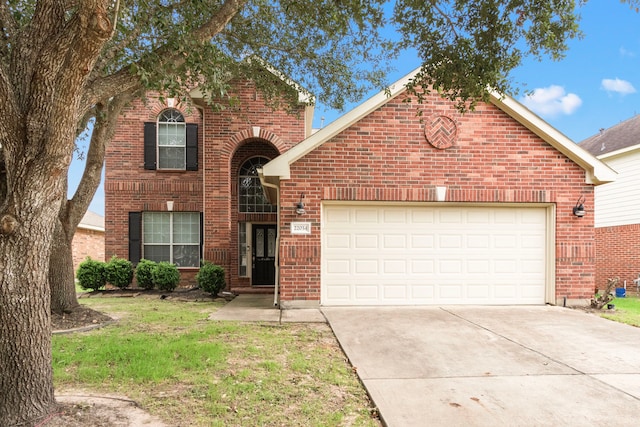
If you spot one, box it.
[573,196,586,217]
[296,193,305,215]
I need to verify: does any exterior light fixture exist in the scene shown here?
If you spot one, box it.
[296,193,305,215]
[573,196,585,217]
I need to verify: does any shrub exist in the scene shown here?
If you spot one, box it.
[76,257,107,291]
[105,256,134,289]
[153,262,180,291]
[196,261,225,295]
[135,259,157,290]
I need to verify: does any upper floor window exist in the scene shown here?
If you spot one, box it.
[157,109,186,169]
[144,109,198,171]
[239,156,276,213]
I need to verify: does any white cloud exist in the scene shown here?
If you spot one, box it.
[619,46,636,57]
[601,78,636,95]
[520,85,582,117]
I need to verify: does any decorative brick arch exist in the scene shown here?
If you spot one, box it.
[145,95,200,122]
[222,127,288,159]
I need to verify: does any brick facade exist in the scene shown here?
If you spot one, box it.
[595,225,640,291]
[106,79,598,305]
[276,94,595,305]
[72,227,105,273]
[105,82,306,290]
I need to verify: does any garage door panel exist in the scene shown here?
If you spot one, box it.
[325,234,351,249]
[322,205,548,306]
[411,234,434,248]
[355,209,378,223]
[355,284,378,300]
[384,234,407,248]
[326,259,350,274]
[411,260,434,274]
[355,259,378,274]
[355,234,378,249]
[383,209,407,223]
[383,259,407,274]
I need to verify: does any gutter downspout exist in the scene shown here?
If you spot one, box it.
[261,181,280,307]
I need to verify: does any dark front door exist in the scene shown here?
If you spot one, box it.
[252,224,276,285]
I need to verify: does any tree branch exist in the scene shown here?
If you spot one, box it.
[66,94,131,231]
[83,0,248,111]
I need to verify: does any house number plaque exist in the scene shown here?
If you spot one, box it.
[291,222,312,235]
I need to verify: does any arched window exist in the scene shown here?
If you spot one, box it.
[239,156,276,213]
[157,109,186,169]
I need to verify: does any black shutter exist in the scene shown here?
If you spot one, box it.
[129,212,142,265]
[186,123,198,171]
[144,122,156,170]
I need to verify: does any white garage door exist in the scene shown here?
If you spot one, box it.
[322,204,548,306]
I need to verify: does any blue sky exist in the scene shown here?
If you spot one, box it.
[72,0,639,216]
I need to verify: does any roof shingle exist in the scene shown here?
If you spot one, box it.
[580,114,640,156]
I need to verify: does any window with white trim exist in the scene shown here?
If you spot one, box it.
[142,212,200,267]
[157,109,186,169]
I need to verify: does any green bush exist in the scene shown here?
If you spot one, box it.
[135,259,157,290]
[76,257,107,291]
[105,256,134,289]
[196,261,225,295]
[153,262,180,291]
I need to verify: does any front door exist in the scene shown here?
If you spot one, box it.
[252,224,277,285]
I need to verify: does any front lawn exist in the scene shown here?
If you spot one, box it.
[53,298,379,426]
[600,294,640,327]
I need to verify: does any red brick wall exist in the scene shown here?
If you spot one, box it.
[277,93,595,304]
[595,224,640,291]
[105,83,306,288]
[72,228,105,274]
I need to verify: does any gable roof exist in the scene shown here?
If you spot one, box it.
[580,114,640,158]
[260,67,616,187]
[78,211,105,232]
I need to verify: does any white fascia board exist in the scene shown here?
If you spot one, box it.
[77,224,105,232]
[489,90,617,185]
[597,143,640,161]
[261,66,423,180]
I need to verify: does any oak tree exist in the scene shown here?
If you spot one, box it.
[0,0,591,424]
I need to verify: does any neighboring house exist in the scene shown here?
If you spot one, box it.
[73,210,105,273]
[580,115,640,290]
[105,68,615,307]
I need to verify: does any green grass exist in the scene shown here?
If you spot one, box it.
[601,295,640,327]
[52,298,378,426]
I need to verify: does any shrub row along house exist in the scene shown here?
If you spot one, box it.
[105,68,616,308]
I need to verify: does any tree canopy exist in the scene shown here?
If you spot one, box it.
[0,0,605,425]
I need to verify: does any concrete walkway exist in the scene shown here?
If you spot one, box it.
[208,294,326,323]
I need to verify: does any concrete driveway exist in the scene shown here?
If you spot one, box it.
[322,306,640,426]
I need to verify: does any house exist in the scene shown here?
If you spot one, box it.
[72,210,105,272]
[580,115,640,290]
[105,68,615,307]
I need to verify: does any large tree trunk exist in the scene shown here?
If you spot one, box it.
[0,2,114,423]
[49,218,79,314]
[0,174,60,426]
